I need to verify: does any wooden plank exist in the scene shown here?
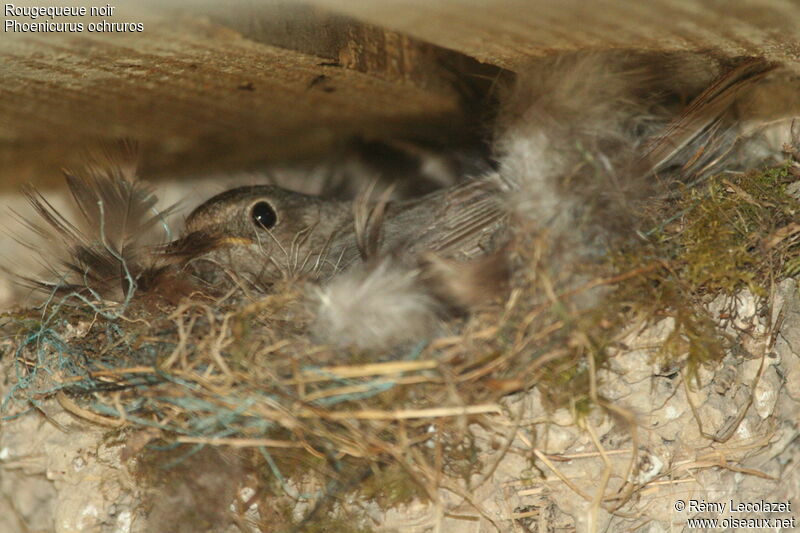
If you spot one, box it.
[307,0,800,71]
[3,0,798,190]
[0,3,481,188]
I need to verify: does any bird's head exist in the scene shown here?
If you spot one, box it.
[164,185,354,286]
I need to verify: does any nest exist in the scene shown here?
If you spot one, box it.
[3,149,800,530]
[3,53,800,529]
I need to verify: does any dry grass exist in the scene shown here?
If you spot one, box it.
[2,152,800,530]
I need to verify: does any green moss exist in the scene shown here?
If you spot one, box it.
[606,162,800,375]
[571,395,594,418]
[298,513,374,533]
[674,164,799,294]
[528,162,799,404]
[358,463,425,508]
[442,433,483,483]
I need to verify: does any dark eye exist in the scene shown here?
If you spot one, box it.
[251,201,277,229]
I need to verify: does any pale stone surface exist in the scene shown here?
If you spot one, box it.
[0,396,137,533]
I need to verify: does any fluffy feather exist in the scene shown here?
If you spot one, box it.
[494,52,778,251]
[311,258,442,351]
[14,147,177,302]
[494,52,664,235]
[418,250,509,311]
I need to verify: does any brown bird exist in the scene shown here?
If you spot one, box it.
[166,178,509,291]
[13,157,509,309]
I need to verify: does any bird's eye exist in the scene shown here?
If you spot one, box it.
[251,201,278,229]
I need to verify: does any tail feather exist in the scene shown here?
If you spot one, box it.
[639,58,776,179]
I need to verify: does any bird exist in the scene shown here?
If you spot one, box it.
[164,177,510,293]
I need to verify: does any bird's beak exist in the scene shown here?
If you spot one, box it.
[216,236,255,246]
[156,231,257,264]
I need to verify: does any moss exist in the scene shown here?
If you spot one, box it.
[528,162,800,404]
[442,432,483,483]
[675,164,799,294]
[660,305,724,380]
[358,462,425,508]
[604,162,800,376]
[297,513,374,533]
